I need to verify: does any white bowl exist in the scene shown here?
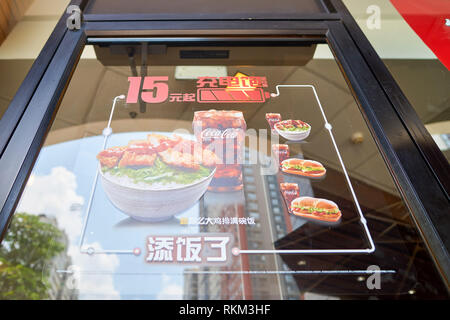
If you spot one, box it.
[99,168,215,222]
[274,120,311,141]
[275,127,311,141]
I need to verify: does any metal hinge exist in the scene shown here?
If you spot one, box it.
[66,5,82,31]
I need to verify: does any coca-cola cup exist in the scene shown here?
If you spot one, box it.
[193,110,246,192]
[272,144,290,165]
[265,113,282,135]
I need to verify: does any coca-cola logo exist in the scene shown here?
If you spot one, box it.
[201,128,240,139]
[283,190,298,196]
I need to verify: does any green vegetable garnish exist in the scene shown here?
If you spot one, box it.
[291,205,339,215]
[103,157,212,186]
[281,126,309,132]
[283,164,324,172]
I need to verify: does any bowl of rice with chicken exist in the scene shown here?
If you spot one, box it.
[97,133,218,222]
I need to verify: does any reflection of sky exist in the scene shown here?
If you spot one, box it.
[21,131,316,298]
[23,132,205,299]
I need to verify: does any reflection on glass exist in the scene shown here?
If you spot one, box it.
[0,213,76,299]
[2,42,447,300]
[343,0,450,161]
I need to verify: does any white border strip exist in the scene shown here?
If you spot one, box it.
[57,269,395,275]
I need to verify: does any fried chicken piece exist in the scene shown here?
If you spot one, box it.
[172,140,196,153]
[118,151,157,168]
[200,148,221,167]
[158,148,200,170]
[128,139,149,146]
[97,146,127,168]
[147,134,182,151]
[98,156,120,168]
[172,140,220,168]
[147,133,168,145]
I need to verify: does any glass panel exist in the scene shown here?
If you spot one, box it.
[1,40,447,300]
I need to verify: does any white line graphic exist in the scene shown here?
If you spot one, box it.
[56,269,395,275]
[78,95,135,255]
[79,85,375,257]
[236,85,375,255]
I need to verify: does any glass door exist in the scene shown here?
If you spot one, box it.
[0,34,447,299]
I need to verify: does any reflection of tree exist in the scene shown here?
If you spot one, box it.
[0,213,65,299]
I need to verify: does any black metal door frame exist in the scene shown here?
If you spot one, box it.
[0,0,448,285]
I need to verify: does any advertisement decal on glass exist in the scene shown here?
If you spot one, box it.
[126,76,271,104]
[281,158,326,178]
[97,133,219,222]
[76,83,377,260]
[145,233,233,266]
[271,144,290,165]
[193,110,246,192]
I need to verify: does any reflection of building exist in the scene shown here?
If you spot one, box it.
[183,191,247,300]
[183,151,299,299]
[262,173,301,299]
[183,272,199,300]
[274,166,449,299]
[183,150,449,299]
[38,214,78,300]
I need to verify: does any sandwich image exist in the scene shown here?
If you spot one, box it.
[281,158,326,178]
[290,197,342,222]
